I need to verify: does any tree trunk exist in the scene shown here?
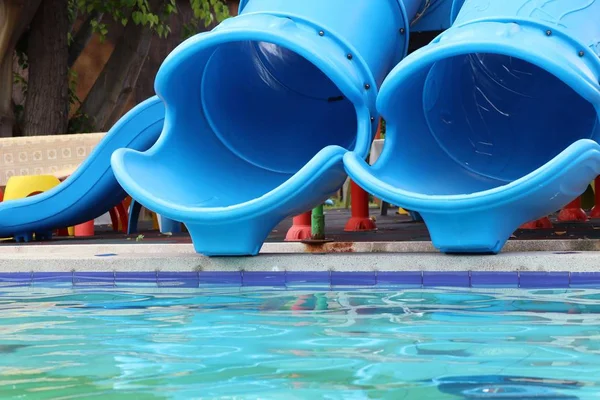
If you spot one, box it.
[135,0,193,104]
[78,11,156,132]
[22,0,69,136]
[0,55,14,137]
[0,0,42,137]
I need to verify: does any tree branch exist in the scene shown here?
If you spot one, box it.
[68,10,103,67]
[0,0,22,62]
[79,9,158,131]
[0,0,42,60]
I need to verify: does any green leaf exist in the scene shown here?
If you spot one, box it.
[131,10,143,24]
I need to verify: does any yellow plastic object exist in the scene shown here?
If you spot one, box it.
[3,175,61,201]
[3,175,74,238]
[398,207,409,215]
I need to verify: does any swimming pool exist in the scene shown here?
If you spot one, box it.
[1,282,599,399]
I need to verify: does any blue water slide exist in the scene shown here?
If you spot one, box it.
[111,0,422,256]
[345,0,600,254]
[0,97,164,240]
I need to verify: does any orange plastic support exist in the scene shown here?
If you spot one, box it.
[558,197,588,222]
[74,220,95,237]
[520,217,553,230]
[115,202,128,232]
[344,181,376,231]
[591,177,600,219]
[285,211,312,241]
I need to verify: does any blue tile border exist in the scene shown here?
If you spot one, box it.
[1,271,600,289]
[471,272,519,288]
[570,272,600,287]
[199,271,241,286]
[377,272,422,287]
[157,272,199,288]
[423,271,470,288]
[0,272,33,287]
[73,272,115,287]
[115,272,158,287]
[331,272,377,286]
[285,272,330,286]
[242,272,286,287]
[519,272,570,289]
[32,272,74,287]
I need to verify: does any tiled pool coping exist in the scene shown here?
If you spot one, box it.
[1,242,599,290]
[1,271,600,289]
[1,243,600,272]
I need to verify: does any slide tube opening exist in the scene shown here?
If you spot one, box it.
[201,39,359,174]
[382,49,599,196]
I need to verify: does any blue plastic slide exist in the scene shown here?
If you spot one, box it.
[111,0,422,256]
[345,0,600,254]
[0,96,164,240]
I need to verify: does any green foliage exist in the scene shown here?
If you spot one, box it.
[184,0,230,38]
[12,72,27,93]
[67,0,229,41]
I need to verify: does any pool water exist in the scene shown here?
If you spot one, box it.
[1,287,599,399]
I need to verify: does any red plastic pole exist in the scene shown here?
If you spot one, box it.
[74,220,95,237]
[115,202,129,233]
[374,120,382,140]
[285,211,312,241]
[55,227,70,236]
[558,197,588,222]
[109,208,120,232]
[591,177,600,219]
[344,181,376,231]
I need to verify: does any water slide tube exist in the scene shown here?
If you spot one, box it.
[111,0,422,256]
[0,97,164,239]
[344,0,600,254]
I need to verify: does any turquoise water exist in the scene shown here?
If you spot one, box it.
[1,287,600,399]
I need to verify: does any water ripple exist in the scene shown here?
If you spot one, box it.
[0,287,599,399]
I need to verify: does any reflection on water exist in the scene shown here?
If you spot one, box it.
[0,287,599,399]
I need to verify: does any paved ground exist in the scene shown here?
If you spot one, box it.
[2,207,600,247]
[1,207,600,273]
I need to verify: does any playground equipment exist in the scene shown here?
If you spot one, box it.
[2,0,600,256]
[111,0,422,255]
[3,175,62,202]
[344,0,600,253]
[0,97,164,240]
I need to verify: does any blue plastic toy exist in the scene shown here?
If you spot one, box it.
[344,0,600,254]
[111,0,423,256]
[0,97,165,239]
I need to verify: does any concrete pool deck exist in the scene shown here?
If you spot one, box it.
[1,241,599,273]
[1,208,600,273]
